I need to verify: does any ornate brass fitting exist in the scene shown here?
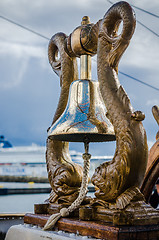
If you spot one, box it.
[66,16,98,57]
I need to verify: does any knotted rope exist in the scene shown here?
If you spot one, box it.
[43,142,91,231]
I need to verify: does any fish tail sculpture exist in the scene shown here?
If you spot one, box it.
[91,1,148,209]
[46,32,83,204]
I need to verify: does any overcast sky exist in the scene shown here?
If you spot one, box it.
[0,0,159,156]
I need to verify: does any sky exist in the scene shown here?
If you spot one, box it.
[0,0,159,156]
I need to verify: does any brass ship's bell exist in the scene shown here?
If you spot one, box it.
[48,56,115,143]
[48,16,115,144]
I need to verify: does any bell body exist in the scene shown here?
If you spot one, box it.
[48,79,115,142]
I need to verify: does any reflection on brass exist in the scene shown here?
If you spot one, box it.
[48,79,115,142]
[66,15,99,57]
[80,55,91,80]
[46,1,149,212]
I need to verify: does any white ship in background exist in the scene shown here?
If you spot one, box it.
[0,135,12,148]
[0,143,112,178]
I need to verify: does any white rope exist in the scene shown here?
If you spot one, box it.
[43,150,91,231]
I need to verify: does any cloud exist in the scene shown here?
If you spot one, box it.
[146,99,159,107]
[0,40,46,58]
[0,39,49,89]
[3,56,29,89]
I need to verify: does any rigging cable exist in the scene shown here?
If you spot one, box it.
[119,71,159,92]
[0,15,50,41]
[92,59,159,92]
[136,20,159,38]
[130,4,159,19]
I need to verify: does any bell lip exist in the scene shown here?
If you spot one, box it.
[48,133,116,143]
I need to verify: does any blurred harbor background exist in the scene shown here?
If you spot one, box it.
[0,144,112,213]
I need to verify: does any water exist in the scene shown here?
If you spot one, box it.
[0,191,95,213]
[0,193,49,213]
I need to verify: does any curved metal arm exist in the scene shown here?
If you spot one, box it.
[99,1,136,72]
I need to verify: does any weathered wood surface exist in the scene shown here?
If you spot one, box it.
[34,200,159,226]
[24,213,159,240]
